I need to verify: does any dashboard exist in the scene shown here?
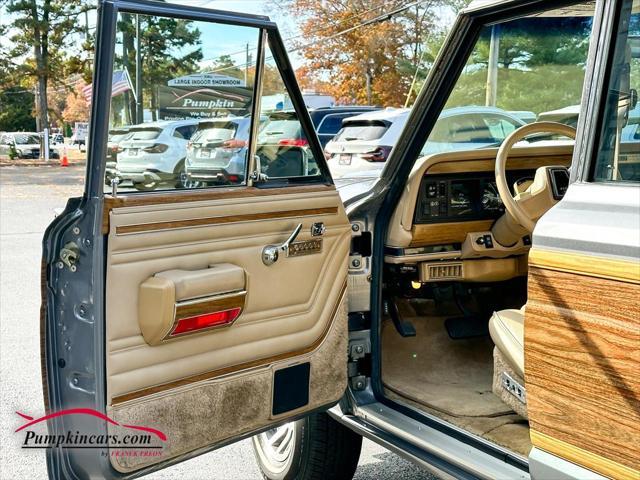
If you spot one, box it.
[414,171,536,224]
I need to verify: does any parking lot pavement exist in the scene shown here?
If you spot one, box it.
[0,165,436,479]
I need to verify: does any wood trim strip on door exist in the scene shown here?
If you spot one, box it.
[525,266,640,476]
[529,248,640,284]
[102,184,336,234]
[111,280,347,405]
[530,430,639,480]
[115,206,338,235]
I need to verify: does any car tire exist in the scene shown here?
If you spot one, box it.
[173,160,202,189]
[132,181,157,191]
[251,412,362,480]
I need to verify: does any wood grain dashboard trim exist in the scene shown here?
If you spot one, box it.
[531,430,639,480]
[529,248,640,284]
[115,206,338,235]
[111,280,347,405]
[102,184,335,234]
[426,154,572,174]
[409,220,494,246]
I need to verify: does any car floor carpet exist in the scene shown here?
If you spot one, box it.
[382,299,512,417]
[381,298,532,457]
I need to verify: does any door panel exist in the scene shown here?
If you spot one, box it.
[103,187,350,471]
[105,187,350,404]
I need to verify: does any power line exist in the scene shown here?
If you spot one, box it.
[200,0,424,63]
[203,0,432,74]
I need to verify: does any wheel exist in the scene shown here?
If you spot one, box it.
[132,180,158,191]
[174,160,202,189]
[252,412,362,480]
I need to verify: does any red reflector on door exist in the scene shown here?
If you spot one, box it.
[170,307,241,336]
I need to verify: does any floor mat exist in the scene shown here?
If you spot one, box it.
[381,298,531,457]
[382,301,512,418]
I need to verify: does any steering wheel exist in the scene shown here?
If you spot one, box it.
[494,121,576,232]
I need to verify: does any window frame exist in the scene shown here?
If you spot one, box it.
[585,0,640,184]
[86,0,332,199]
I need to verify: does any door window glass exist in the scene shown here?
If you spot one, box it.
[255,42,321,179]
[103,12,260,192]
[592,0,640,183]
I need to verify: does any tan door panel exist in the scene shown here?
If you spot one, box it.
[103,187,351,472]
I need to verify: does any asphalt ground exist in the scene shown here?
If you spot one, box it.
[0,165,436,479]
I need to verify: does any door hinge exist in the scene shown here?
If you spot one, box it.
[348,331,371,391]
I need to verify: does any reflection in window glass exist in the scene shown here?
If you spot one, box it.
[420,5,595,156]
[593,0,640,182]
[255,43,320,179]
[104,13,259,192]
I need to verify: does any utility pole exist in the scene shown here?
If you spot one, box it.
[135,14,143,123]
[244,42,249,86]
[485,25,500,107]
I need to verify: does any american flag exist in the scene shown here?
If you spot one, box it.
[82,70,133,103]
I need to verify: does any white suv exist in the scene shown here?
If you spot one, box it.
[115,119,201,190]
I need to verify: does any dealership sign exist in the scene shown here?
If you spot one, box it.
[159,74,252,120]
[168,73,246,88]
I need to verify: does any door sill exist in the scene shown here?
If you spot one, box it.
[345,401,530,480]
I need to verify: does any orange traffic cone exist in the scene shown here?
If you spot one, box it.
[61,148,69,167]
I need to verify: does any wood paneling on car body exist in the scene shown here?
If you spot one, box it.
[525,249,640,479]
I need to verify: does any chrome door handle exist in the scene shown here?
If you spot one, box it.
[262,223,302,266]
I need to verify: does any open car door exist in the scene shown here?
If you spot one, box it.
[40,1,351,478]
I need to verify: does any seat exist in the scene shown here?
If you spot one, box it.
[488,307,524,378]
[488,307,527,419]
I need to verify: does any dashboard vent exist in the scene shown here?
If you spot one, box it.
[421,262,463,282]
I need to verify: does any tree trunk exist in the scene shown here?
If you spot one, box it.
[30,0,49,140]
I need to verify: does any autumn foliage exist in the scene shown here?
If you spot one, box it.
[283,0,456,106]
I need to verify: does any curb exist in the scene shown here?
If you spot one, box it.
[0,160,86,167]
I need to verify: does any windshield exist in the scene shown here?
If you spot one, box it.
[191,123,239,144]
[258,117,302,142]
[14,134,40,145]
[334,121,390,142]
[127,128,162,141]
[108,130,130,143]
[420,10,594,154]
[333,6,595,181]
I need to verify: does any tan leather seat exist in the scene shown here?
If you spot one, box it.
[489,307,525,378]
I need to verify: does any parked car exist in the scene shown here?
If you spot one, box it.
[49,133,65,147]
[325,106,526,178]
[114,119,201,190]
[104,126,133,185]
[183,117,253,186]
[0,132,59,159]
[256,110,319,177]
[309,105,380,147]
[41,2,640,480]
[539,103,640,143]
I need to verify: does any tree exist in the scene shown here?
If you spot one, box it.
[444,16,594,114]
[115,15,203,121]
[6,0,92,134]
[62,81,90,124]
[273,0,466,106]
[0,87,36,131]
